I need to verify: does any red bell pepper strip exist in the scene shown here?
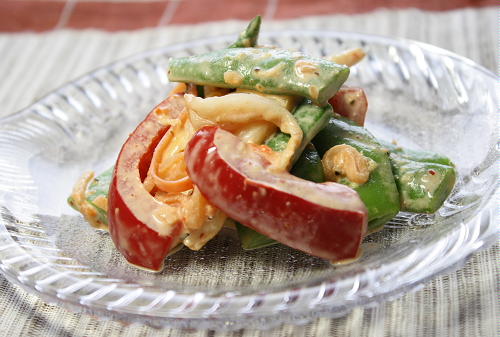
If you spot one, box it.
[184,126,368,262]
[329,87,368,126]
[108,94,185,271]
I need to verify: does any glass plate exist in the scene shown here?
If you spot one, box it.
[0,31,497,330]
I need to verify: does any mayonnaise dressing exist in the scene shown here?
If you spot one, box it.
[70,171,108,230]
[184,93,303,171]
[180,92,304,249]
[322,144,377,185]
[223,71,244,86]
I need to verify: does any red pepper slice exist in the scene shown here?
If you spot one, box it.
[108,94,185,271]
[329,87,368,126]
[185,126,368,261]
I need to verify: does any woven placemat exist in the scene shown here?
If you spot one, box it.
[0,7,498,336]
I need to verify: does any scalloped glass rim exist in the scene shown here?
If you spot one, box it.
[0,31,497,330]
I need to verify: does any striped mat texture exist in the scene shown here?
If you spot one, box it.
[0,0,496,31]
[0,7,498,337]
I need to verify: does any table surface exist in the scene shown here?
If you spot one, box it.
[0,3,498,336]
[0,0,497,31]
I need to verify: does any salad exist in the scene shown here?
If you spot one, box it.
[68,17,456,272]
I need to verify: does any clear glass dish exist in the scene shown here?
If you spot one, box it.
[0,31,497,330]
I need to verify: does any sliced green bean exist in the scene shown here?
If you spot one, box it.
[383,143,456,213]
[313,115,401,232]
[67,167,113,226]
[168,48,349,106]
[265,100,333,163]
[228,16,262,48]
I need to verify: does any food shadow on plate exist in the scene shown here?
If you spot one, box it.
[1,198,489,292]
[31,213,330,290]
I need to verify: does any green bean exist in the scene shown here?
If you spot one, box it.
[383,143,456,213]
[168,48,349,106]
[228,16,262,48]
[67,167,113,226]
[197,17,261,98]
[265,100,332,163]
[313,115,401,232]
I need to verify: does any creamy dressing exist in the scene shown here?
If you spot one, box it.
[117,159,180,237]
[151,108,194,192]
[204,86,231,98]
[419,171,443,193]
[294,59,320,79]
[180,187,215,232]
[70,171,108,230]
[223,71,244,86]
[290,59,322,99]
[172,92,303,250]
[308,86,319,100]
[92,195,108,211]
[252,62,286,79]
[235,88,299,111]
[178,89,308,250]
[322,144,377,185]
[183,210,227,250]
[236,122,277,144]
[400,169,443,209]
[184,93,303,171]
[329,48,366,67]
[255,83,266,92]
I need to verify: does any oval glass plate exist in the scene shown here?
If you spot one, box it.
[0,31,497,330]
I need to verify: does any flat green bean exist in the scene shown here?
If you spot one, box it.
[168,48,349,106]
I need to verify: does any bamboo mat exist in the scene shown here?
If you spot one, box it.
[0,7,498,337]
